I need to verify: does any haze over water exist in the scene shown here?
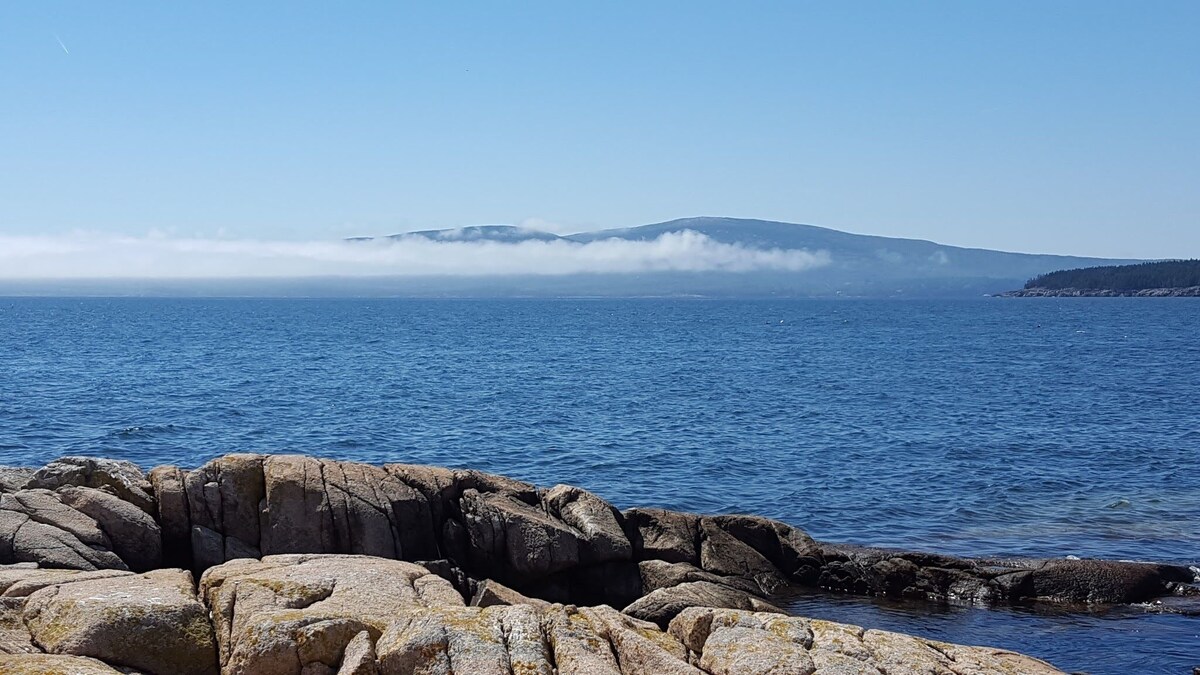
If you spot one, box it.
[2,296,1198,672]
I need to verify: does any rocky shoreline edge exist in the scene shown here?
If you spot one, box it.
[0,454,1196,674]
[999,286,1200,297]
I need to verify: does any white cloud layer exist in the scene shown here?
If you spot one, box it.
[0,230,830,279]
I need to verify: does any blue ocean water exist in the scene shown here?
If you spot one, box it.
[1,296,1197,672]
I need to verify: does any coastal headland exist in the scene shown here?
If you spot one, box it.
[1,454,1195,674]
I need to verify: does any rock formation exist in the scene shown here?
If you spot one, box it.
[0,453,1194,673]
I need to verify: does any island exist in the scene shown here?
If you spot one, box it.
[1,454,1197,674]
[1002,259,1200,297]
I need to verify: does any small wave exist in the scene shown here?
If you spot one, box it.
[108,424,187,438]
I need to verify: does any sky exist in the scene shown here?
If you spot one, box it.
[1,1,1198,261]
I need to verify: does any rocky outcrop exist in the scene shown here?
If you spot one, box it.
[0,453,1194,673]
[1,454,1194,615]
[0,557,1069,674]
[23,568,217,675]
[669,607,1065,675]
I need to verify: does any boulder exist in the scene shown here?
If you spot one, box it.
[185,454,265,569]
[623,580,784,627]
[698,517,789,594]
[56,486,162,572]
[200,554,463,675]
[0,503,126,571]
[708,514,824,581]
[581,605,702,675]
[310,459,438,560]
[0,490,110,549]
[638,559,763,596]
[1021,558,1194,603]
[541,605,622,674]
[22,568,218,675]
[460,488,580,580]
[24,457,155,515]
[470,578,551,609]
[669,608,1065,675]
[542,484,632,564]
[337,630,378,675]
[0,468,35,494]
[622,508,700,564]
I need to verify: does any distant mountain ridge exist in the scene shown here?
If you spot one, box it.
[347,217,1138,297]
[0,218,1141,298]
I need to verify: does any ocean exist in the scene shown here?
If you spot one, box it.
[1,296,1197,672]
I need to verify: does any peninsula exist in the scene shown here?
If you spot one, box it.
[1003,259,1200,297]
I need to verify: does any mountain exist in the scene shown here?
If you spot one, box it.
[1,218,1139,298]
[390,225,564,243]
[351,217,1137,297]
[575,217,1133,284]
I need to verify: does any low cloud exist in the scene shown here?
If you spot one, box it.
[0,230,830,278]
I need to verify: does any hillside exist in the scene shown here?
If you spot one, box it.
[1007,260,1200,297]
[377,217,1136,297]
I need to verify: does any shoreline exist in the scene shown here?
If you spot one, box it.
[1000,286,1200,297]
[2,454,1198,673]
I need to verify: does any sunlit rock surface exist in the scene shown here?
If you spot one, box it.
[0,453,1191,672]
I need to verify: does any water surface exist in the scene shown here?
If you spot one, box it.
[1,297,1197,672]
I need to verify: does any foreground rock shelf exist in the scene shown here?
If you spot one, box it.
[0,454,1194,673]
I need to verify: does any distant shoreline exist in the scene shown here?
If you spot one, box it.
[1000,286,1200,297]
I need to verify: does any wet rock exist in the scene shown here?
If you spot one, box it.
[1022,558,1194,603]
[56,486,162,572]
[623,580,784,627]
[623,508,701,564]
[22,568,218,675]
[24,457,155,515]
[383,464,458,536]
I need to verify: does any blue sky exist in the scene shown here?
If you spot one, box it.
[2,1,1197,258]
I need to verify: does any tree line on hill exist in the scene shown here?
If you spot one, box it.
[1025,259,1200,291]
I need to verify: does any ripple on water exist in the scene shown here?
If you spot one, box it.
[0,297,1197,669]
